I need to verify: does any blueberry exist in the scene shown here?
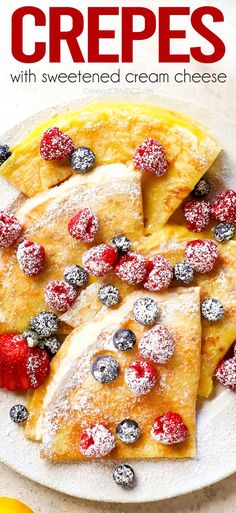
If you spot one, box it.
[201,298,224,322]
[173,261,194,284]
[0,145,11,165]
[43,336,61,355]
[113,464,135,488]
[91,355,119,383]
[23,329,40,348]
[133,298,160,325]
[113,329,136,351]
[10,405,28,424]
[213,223,235,243]
[70,147,96,174]
[30,311,59,339]
[64,264,88,289]
[116,419,140,444]
[112,236,131,255]
[191,179,210,199]
[98,285,120,307]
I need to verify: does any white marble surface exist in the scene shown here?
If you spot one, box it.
[0,1,235,511]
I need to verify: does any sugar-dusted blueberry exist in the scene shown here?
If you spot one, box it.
[23,329,40,348]
[30,311,59,339]
[91,355,119,383]
[70,147,96,174]
[112,235,131,255]
[0,145,11,165]
[191,178,210,199]
[201,298,224,322]
[113,464,135,488]
[10,404,28,424]
[133,297,160,325]
[173,261,194,284]
[98,285,120,307]
[43,336,61,356]
[213,223,235,243]
[64,264,89,289]
[116,419,141,444]
[113,329,136,351]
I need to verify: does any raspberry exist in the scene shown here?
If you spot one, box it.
[133,138,168,177]
[138,325,175,364]
[17,240,45,276]
[44,280,78,312]
[80,424,115,458]
[143,256,173,291]
[40,127,74,161]
[115,251,147,285]
[185,239,218,274]
[0,210,22,248]
[151,412,188,445]
[211,190,236,224]
[68,208,99,243]
[125,360,156,396]
[82,244,118,277]
[215,357,236,391]
[184,200,211,232]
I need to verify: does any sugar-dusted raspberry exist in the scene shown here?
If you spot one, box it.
[68,208,99,243]
[211,190,236,224]
[215,357,236,391]
[80,424,115,458]
[40,127,74,161]
[139,325,175,364]
[143,255,173,292]
[151,412,188,445]
[82,244,118,277]
[185,239,218,274]
[183,200,211,232]
[44,280,78,312]
[0,210,22,248]
[115,251,147,285]
[17,240,45,276]
[125,360,156,396]
[133,138,168,177]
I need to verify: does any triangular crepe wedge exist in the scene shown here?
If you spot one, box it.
[1,103,220,232]
[25,287,201,459]
[0,164,143,334]
[138,227,236,398]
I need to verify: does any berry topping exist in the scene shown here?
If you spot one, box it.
[0,144,11,165]
[82,244,118,277]
[44,280,78,312]
[133,297,160,325]
[10,404,29,424]
[183,200,211,232]
[112,235,131,255]
[17,240,45,277]
[113,329,136,351]
[113,464,135,488]
[91,355,119,383]
[133,138,168,177]
[80,424,115,458]
[70,147,96,174]
[173,261,194,284]
[213,223,235,243]
[201,298,224,322]
[185,239,218,274]
[64,264,88,289]
[125,360,156,396]
[0,210,22,248]
[115,251,147,285]
[191,178,210,199]
[0,334,50,391]
[43,336,61,356]
[116,419,141,444]
[23,330,39,348]
[40,127,74,161]
[215,357,236,391]
[30,311,59,339]
[151,412,188,445]
[98,285,120,307]
[139,325,175,364]
[143,256,173,292]
[211,190,236,224]
[68,208,99,243]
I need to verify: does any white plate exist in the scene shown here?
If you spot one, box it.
[0,95,235,503]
